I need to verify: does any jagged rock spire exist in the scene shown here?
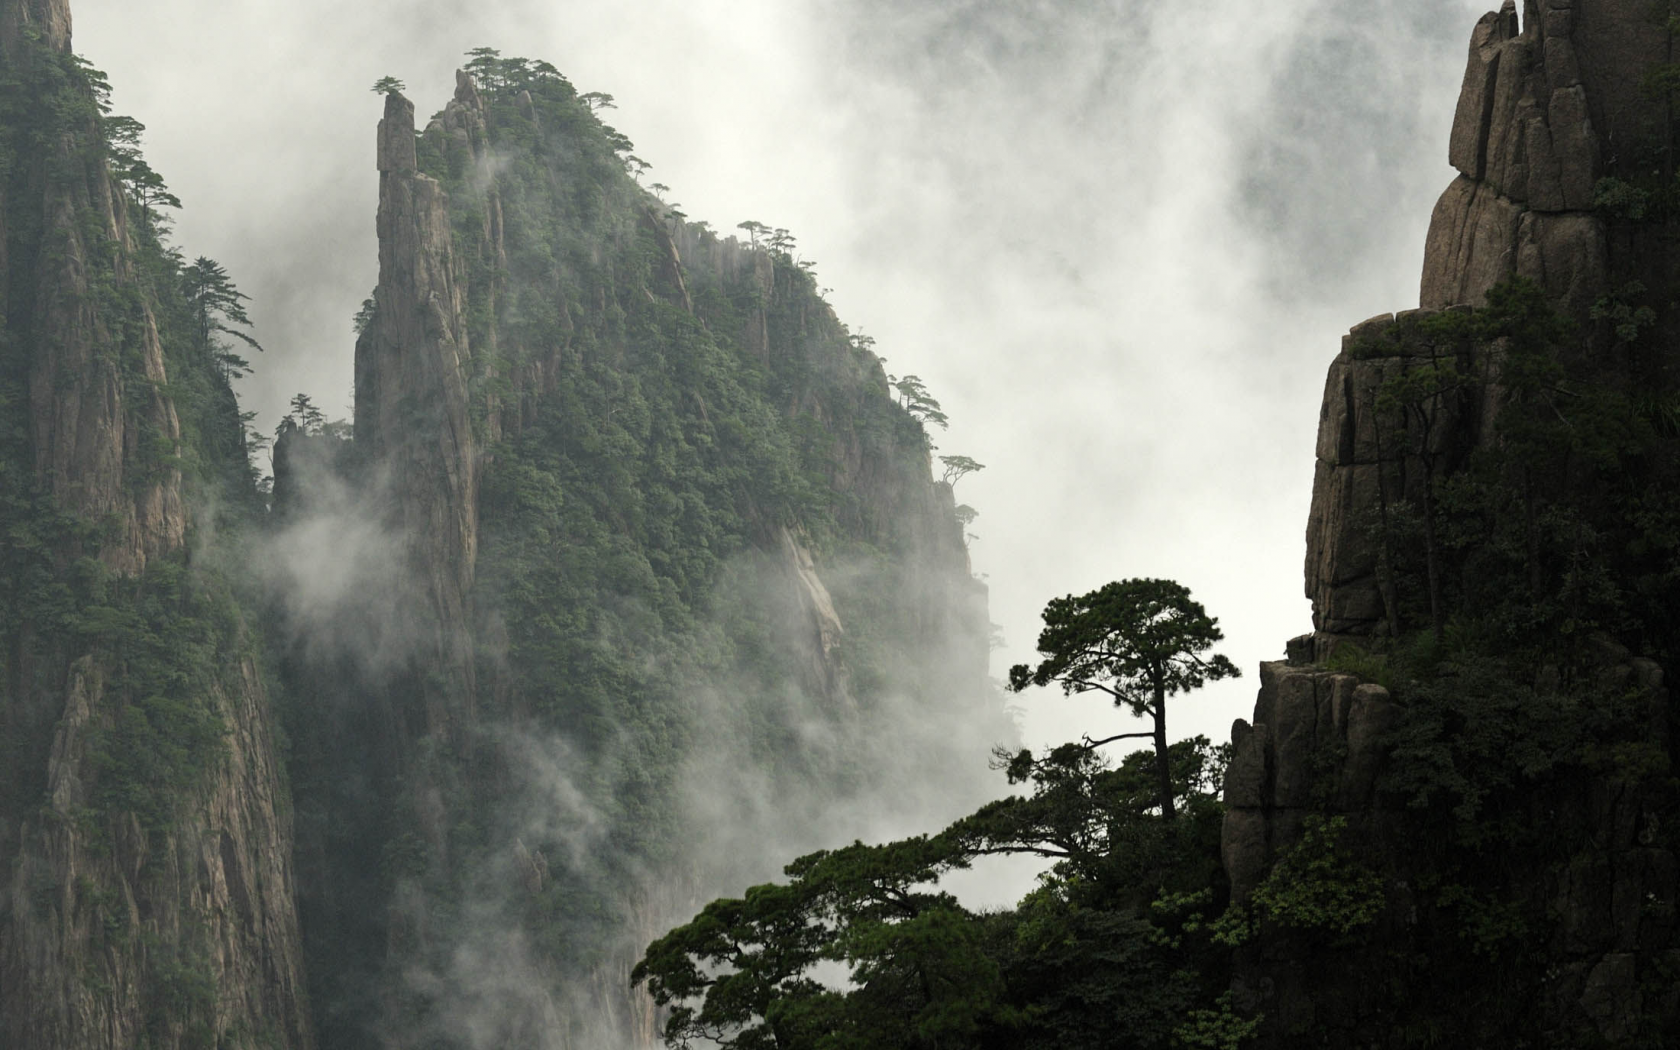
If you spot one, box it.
[1422,0,1668,314]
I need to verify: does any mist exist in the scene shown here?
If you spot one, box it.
[65,0,1497,1041]
[71,0,1493,762]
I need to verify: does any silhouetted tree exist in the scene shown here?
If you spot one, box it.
[1008,579,1239,821]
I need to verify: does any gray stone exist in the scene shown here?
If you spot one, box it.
[1340,684,1398,809]
[1542,34,1582,92]
[1547,85,1598,209]
[1579,953,1640,1042]
[377,93,418,173]
[1421,176,1524,309]
[1222,808,1270,903]
[1224,720,1270,809]
[1271,669,1323,808]
[1449,13,1506,178]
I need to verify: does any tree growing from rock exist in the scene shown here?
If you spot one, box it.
[940,454,984,489]
[1008,579,1239,821]
[889,374,948,431]
[182,257,263,380]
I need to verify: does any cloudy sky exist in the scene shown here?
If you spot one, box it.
[75,0,1493,755]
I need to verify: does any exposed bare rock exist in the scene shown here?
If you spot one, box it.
[1224,652,1676,1044]
[779,526,856,713]
[1304,312,1488,640]
[0,0,70,53]
[354,90,479,734]
[1221,663,1399,901]
[0,4,311,1045]
[1420,0,1645,312]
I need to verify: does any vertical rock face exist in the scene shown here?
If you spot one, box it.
[1221,663,1400,903]
[1303,309,1491,641]
[1233,3,1680,1043]
[0,4,311,1047]
[1223,651,1678,1044]
[1416,0,1652,316]
[1307,0,1674,646]
[2,7,184,577]
[287,68,997,1050]
[0,0,70,53]
[354,89,479,732]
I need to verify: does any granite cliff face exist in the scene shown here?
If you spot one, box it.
[1308,0,1676,647]
[0,3,310,1047]
[1226,2,1680,1043]
[277,69,994,1049]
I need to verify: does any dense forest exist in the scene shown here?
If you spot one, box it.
[4,0,1680,1048]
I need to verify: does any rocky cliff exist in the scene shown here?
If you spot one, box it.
[0,3,310,1048]
[277,64,996,1049]
[1227,2,1680,1043]
[1308,0,1679,646]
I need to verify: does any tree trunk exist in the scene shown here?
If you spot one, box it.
[1152,683,1175,822]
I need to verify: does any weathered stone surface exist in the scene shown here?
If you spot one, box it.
[354,89,479,735]
[0,0,70,53]
[0,4,312,1045]
[1221,808,1270,902]
[1448,12,1508,179]
[1421,176,1525,308]
[779,526,856,713]
[1421,0,1624,315]
[376,94,417,173]
[1221,665,1404,917]
[1306,312,1490,635]
[1224,719,1270,809]
[1243,5,1680,1043]
[1513,209,1607,316]
[1548,85,1597,208]
[1339,684,1397,809]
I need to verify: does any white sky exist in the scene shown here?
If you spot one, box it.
[74,0,1494,763]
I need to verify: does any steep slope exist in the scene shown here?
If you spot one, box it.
[1223,2,1680,1044]
[0,3,310,1047]
[275,60,998,1048]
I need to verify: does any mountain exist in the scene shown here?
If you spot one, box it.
[1225,1,1680,1043]
[11,0,1680,1047]
[0,2,308,1046]
[274,63,1000,1048]
[0,2,1001,1047]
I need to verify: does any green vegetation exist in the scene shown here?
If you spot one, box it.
[635,730,1240,1050]
[1246,816,1383,941]
[1008,580,1239,821]
[286,47,990,1047]
[0,25,268,823]
[0,24,280,1047]
[635,581,1242,1049]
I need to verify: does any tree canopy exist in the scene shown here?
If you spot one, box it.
[1008,579,1238,821]
[633,737,1238,1050]
[182,257,263,380]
